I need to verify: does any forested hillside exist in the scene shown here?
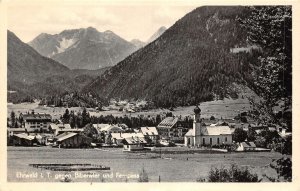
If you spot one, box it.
[83,6,258,107]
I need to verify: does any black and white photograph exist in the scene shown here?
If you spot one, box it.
[1,0,297,186]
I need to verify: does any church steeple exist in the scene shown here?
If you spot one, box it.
[193,105,201,123]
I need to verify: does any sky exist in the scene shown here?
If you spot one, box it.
[7,2,198,43]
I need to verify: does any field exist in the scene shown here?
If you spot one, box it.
[7,147,283,182]
[7,98,251,120]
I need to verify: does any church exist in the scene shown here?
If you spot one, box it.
[184,106,232,147]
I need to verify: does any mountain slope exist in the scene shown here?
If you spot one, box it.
[8,30,70,84]
[147,26,167,43]
[29,27,137,70]
[130,39,146,49]
[7,30,110,103]
[83,6,255,107]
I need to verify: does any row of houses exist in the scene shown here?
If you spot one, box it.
[8,107,287,151]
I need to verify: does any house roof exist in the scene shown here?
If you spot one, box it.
[57,129,83,132]
[111,132,144,140]
[241,142,256,148]
[185,129,194,136]
[93,124,123,133]
[157,117,178,129]
[140,127,158,136]
[55,132,78,142]
[50,123,71,130]
[124,137,147,145]
[185,126,231,137]
[118,123,128,129]
[102,125,123,132]
[92,124,111,129]
[22,113,52,122]
[7,128,26,132]
[14,133,35,140]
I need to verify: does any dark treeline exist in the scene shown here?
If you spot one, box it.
[59,109,193,130]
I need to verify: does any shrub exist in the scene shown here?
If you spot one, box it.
[207,164,260,182]
[233,128,247,143]
[270,157,292,181]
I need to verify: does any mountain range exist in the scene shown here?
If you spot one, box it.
[28,26,166,70]
[7,25,167,103]
[8,6,260,108]
[82,6,257,107]
[28,27,137,70]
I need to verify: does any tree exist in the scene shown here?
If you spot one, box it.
[233,128,247,143]
[62,109,70,124]
[10,111,16,128]
[247,128,257,142]
[270,157,292,182]
[81,107,91,127]
[207,164,260,182]
[282,136,292,155]
[239,6,292,128]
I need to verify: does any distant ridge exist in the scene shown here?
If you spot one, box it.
[28,27,138,70]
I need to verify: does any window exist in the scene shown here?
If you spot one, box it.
[217,138,220,144]
[203,138,205,145]
[225,137,227,142]
[210,138,212,145]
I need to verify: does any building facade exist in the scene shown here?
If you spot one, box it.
[157,117,187,143]
[184,106,232,147]
[140,127,159,144]
[22,113,52,130]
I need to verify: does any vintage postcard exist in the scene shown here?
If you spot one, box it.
[0,0,299,190]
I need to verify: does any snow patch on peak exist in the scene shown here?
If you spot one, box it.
[104,30,113,34]
[56,37,77,53]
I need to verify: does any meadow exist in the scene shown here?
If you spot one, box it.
[7,147,283,182]
[7,98,251,120]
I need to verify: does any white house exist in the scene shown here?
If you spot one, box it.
[140,127,159,144]
[236,142,256,151]
[184,106,232,147]
[123,136,147,151]
[110,132,145,146]
[93,124,124,134]
[49,123,82,136]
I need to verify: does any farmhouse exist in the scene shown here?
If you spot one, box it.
[54,132,92,148]
[93,124,124,134]
[140,127,159,144]
[49,123,83,136]
[110,132,145,146]
[157,117,186,142]
[7,128,26,137]
[22,113,52,131]
[184,106,232,147]
[123,136,148,151]
[236,142,256,151]
[12,133,36,146]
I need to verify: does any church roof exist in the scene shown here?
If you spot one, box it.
[202,126,232,136]
[185,129,194,136]
[184,126,232,137]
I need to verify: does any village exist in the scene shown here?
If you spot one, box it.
[7,105,292,154]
